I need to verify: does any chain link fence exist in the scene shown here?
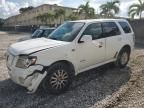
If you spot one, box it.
[0,26,39,33]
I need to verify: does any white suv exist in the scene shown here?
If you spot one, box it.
[6,19,135,94]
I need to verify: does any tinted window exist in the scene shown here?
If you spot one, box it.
[82,23,103,40]
[119,22,132,33]
[32,29,43,38]
[42,29,54,37]
[41,30,48,37]
[102,22,121,37]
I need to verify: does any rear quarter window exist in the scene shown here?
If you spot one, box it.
[119,22,132,33]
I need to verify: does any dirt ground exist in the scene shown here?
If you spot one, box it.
[113,51,144,108]
[114,74,144,108]
[0,31,144,108]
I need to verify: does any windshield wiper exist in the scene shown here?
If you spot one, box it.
[49,37,57,40]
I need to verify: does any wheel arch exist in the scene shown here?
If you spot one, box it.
[120,45,131,54]
[48,60,75,75]
[116,44,131,58]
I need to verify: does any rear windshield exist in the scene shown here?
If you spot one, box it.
[119,22,132,33]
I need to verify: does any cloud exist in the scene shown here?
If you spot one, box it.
[0,0,141,19]
[0,0,29,19]
[0,1,20,19]
[0,0,63,19]
[88,0,139,17]
[24,0,63,7]
[114,0,140,17]
[0,0,5,7]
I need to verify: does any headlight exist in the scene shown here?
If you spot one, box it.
[16,55,37,68]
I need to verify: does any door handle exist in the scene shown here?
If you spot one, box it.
[99,42,103,48]
[95,42,103,48]
[99,44,103,48]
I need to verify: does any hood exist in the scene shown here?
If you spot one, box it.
[9,38,69,56]
[17,36,31,42]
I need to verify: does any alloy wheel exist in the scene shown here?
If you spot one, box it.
[50,69,68,90]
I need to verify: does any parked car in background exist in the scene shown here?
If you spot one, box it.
[17,28,55,42]
[6,19,135,94]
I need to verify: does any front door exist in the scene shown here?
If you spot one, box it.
[76,23,106,72]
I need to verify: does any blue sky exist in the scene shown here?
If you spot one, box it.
[0,0,139,19]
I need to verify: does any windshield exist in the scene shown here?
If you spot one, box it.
[48,22,85,42]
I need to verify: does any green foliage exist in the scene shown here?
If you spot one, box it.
[100,0,120,18]
[19,6,34,13]
[66,14,78,21]
[54,8,65,24]
[78,1,95,19]
[36,8,65,25]
[128,0,144,19]
[36,13,54,25]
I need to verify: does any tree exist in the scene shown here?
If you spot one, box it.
[100,0,120,18]
[19,6,34,13]
[46,13,55,25]
[66,14,78,21]
[36,13,55,25]
[78,1,95,19]
[54,9,65,24]
[128,0,144,19]
[36,8,65,26]
[36,14,47,25]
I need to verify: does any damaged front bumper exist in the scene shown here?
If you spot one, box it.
[8,65,47,93]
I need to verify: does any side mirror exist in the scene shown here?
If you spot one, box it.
[79,35,92,43]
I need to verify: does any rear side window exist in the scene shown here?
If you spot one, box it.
[102,22,121,37]
[119,22,132,33]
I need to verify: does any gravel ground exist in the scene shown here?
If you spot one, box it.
[113,48,144,108]
[0,32,144,108]
[114,74,144,108]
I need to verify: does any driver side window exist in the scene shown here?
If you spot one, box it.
[82,23,103,40]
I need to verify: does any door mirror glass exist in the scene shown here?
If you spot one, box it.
[79,35,92,43]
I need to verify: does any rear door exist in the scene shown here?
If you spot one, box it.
[119,21,135,49]
[102,22,122,61]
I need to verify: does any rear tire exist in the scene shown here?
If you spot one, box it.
[115,48,130,68]
[42,63,73,94]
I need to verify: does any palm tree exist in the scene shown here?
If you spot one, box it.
[36,13,55,26]
[66,14,78,21]
[100,0,120,18]
[36,14,47,25]
[128,0,144,19]
[78,1,95,19]
[58,9,66,24]
[54,9,65,24]
[46,13,54,25]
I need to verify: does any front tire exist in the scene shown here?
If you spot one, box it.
[115,48,130,68]
[42,63,73,94]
